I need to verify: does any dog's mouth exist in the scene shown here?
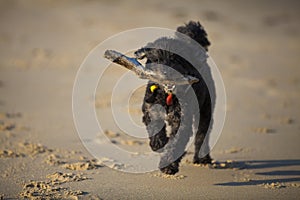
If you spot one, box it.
[163,84,175,94]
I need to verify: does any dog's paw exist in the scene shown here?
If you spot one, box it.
[160,163,179,175]
[149,134,169,152]
[193,154,212,165]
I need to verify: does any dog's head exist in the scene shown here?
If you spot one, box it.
[134,21,210,94]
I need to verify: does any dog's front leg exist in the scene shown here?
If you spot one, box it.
[142,102,169,152]
[159,100,194,174]
[158,121,191,174]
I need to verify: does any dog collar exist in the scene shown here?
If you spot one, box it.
[150,84,173,106]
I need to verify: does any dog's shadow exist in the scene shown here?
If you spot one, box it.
[214,159,300,186]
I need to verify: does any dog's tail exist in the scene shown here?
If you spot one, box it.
[176,21,210,51]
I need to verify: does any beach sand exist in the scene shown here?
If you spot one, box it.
[0,0,300,199]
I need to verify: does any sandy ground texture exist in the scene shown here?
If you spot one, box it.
[1,0,300,199]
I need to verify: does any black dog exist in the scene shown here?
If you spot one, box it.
[136,21,214,174]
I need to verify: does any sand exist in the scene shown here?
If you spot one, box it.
[0,0,300,199]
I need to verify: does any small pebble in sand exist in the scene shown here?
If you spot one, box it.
[253,127,275,134]
[110,139,118,144]
[0,121,15,131]
[279,117,294,125]
[211,162,225,169]
[70,150,81,155]
[261,182,286,189]
[193,162,210,168]
[104,130,120,138]
[261,114,294,125]
[208,160,243,170]
[288,183,300,188]
[79,156,88,160]
[189,159,241,170]
[242,177,252,182]
[219,163,227,168]
[108,163,125,170]
[45,154,65,165]
[0,149,24,158]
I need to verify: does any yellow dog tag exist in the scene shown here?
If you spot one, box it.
[150,85,158,92]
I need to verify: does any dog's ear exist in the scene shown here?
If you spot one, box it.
[176,21,210,51]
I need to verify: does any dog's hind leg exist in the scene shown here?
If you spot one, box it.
[193,96,213,164]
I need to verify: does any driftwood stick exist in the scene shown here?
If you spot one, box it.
[104,49,199,85]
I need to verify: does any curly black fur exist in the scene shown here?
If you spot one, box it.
[176,21,210,51]
[137,21,214,174]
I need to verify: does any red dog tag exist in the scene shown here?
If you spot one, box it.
[166,93,173,106]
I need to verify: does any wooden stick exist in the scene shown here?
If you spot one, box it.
[104,49,198,85]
